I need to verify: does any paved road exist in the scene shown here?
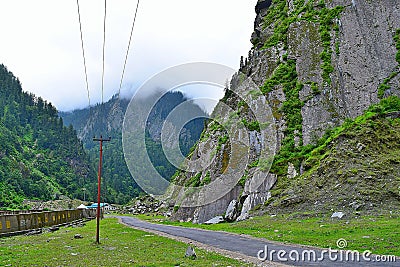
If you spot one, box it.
[118,216,399,267]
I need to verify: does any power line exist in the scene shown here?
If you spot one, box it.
[101,0,107,104]
[118,0,140,99]
[76,0,91,107]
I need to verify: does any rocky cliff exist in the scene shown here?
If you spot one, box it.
[170,0,400,223]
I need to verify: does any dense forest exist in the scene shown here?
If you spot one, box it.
[0,63,207,208]
[0,64,97,209]
[61,91,207,204]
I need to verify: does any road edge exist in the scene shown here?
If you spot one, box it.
[117,216,290,267]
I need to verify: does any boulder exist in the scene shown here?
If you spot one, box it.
[224,200,239,222]
[331,212,345,219]
[74,234,83,239]
[203,216,224,225]
[185,246,196,259]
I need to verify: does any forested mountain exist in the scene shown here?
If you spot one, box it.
[0,64,97,209]
[60,91,207,204]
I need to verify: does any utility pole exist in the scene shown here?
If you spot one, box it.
[82,188,86,202]
[93,135,111,244]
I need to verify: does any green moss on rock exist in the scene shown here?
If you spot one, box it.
[265,96,400,214]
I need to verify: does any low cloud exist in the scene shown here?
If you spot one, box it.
[0,0,257,111]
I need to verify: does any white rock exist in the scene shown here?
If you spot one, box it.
[331,212,345,219]
[203,216,224,225]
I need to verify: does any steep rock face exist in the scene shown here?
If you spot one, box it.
[249,0,400,145]
[236,171,276,221]
[171,0,400,222]
[172,186,243,224]
[301,0,400,144]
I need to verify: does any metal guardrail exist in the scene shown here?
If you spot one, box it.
[0,209,96,236]
[0,210,43,216]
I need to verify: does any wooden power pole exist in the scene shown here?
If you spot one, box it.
[93,135,111,244]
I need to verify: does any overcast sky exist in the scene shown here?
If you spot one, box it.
[0,0,257,111]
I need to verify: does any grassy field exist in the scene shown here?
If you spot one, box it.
[135,213,400,257]
[0,218,248,267]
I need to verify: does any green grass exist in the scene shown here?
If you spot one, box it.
[0,218,249,267]
[136,213,400,257]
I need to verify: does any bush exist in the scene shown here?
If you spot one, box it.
[369,96,400,114]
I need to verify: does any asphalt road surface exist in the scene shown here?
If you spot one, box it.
[118,216,399,267]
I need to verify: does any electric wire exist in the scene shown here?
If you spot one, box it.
[75,0,141,209]
[118,0,140,99]
[101,0,107,104]
[76,0,91,107]
[100,0,108,209]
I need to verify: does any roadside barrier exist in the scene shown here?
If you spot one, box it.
[0,209,96,237]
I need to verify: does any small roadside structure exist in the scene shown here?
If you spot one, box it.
[77,204,87,210]
[86,203,117,211]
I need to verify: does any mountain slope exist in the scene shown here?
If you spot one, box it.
[264,97,400,214]
[170,0,400,222]
[0,64,96,209]
[60,91,207,204]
